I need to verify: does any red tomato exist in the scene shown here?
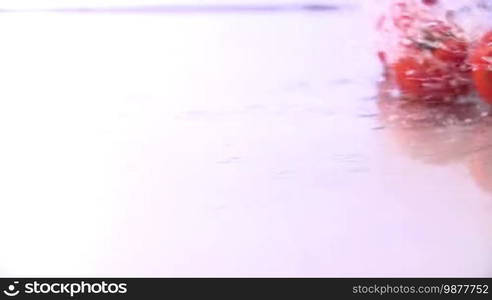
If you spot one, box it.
[391,48,470,101]
[377,0,472,102]
[471,31,492,104]
[392,56,447,101]
[423,23,468,63]
[433,37,468,63]
[422,0,438,6]
[381,12,471,102]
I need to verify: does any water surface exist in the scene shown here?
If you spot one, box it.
[0,3,491,277]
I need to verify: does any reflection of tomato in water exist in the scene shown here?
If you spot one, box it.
[377,77,483,127]
[467,121,492,193]
[376,78,484,165]
[471,31,492,104]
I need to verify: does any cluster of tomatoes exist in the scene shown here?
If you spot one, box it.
[378,0,492,104]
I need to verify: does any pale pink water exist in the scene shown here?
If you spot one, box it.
[0,3,491,277]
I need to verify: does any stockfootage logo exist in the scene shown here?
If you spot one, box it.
[3,281,20,297]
